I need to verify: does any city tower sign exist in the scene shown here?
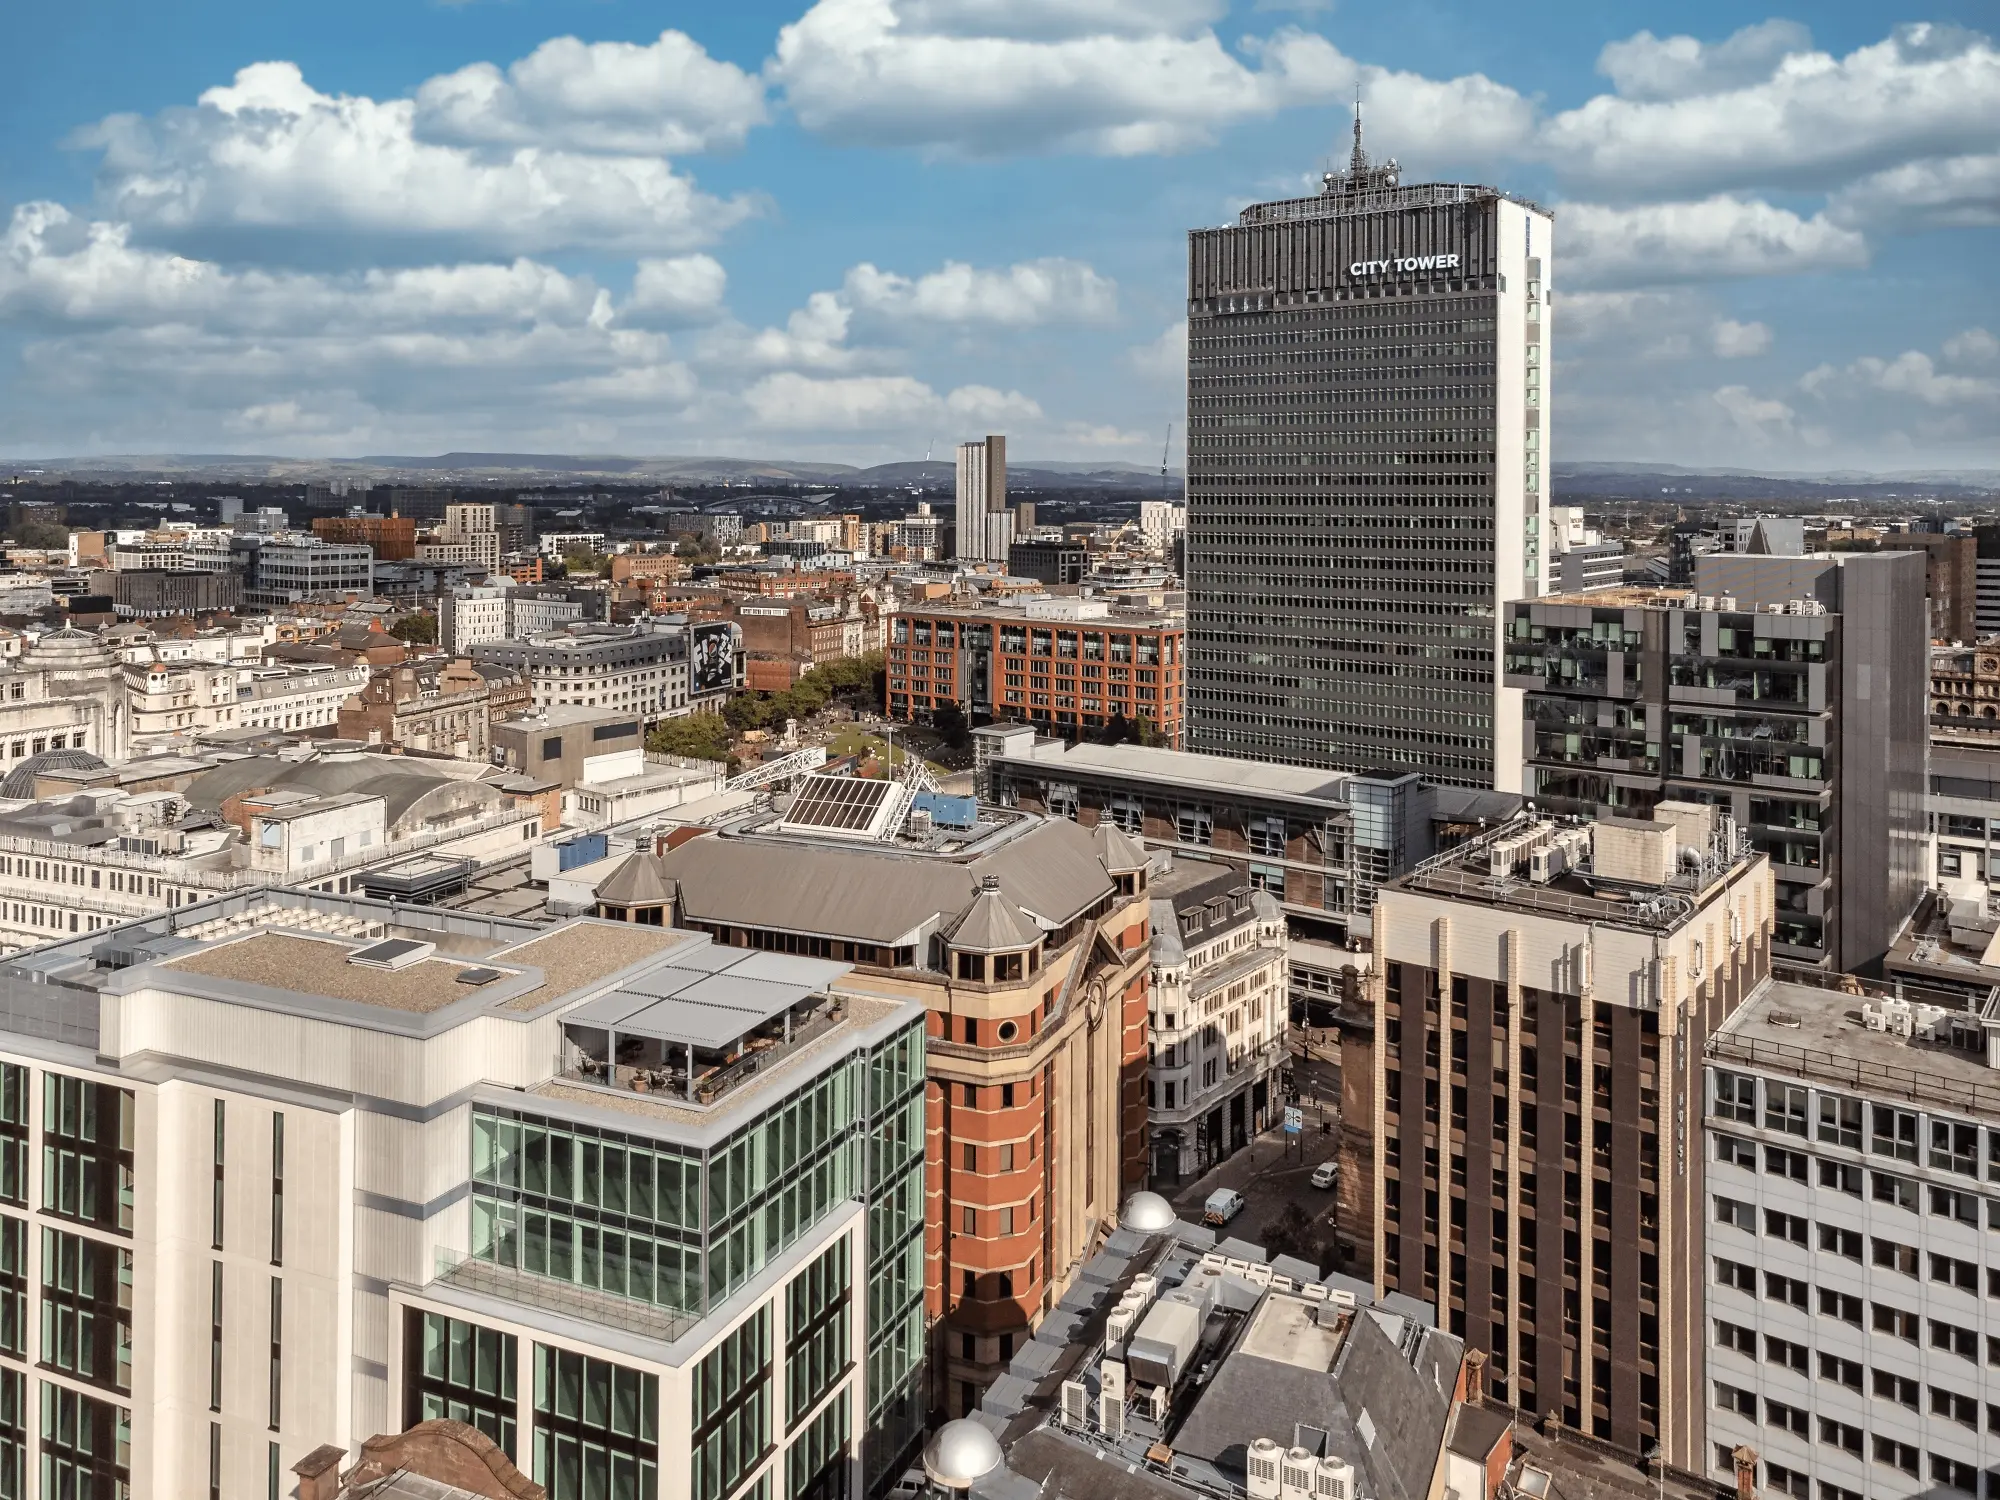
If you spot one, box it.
[1348,254,1462,277]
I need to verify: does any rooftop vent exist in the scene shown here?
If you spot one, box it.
[455,966,505,986]
[348,938,436,971]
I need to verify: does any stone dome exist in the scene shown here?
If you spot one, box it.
[1121,1191,1177,1234]
[0,749,108,801]
[23,627,115,671]
[922,1420,1002,1489]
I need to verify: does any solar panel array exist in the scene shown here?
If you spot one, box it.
[781,773,896,833]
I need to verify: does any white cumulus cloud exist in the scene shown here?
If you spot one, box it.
[1127,320,1188,380]
[1561,195,1868,287]
[1595,20,1814,102]
[415,30,767,155]
[1828,151,2000,230]
[1544,23,2000,196]
[741,371,1041,430]
[1802,349,2000,407]
[1710,318,1772,358]
[1712,384,1818,443]
[1945,328,2000,365]
[769,0,1530,159]
[625,255,730,324]
[843,257,1115,324]
[76,61,755,260]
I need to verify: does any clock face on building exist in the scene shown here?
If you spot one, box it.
[1086,979,1108,1027]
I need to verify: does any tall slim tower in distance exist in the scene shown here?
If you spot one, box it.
[954,435,1008,562]
[1183,112,1552,790]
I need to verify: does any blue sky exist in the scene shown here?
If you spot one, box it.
[1,0,1996,471]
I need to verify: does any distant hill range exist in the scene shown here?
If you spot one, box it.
[7,452,1996,501]
[5,451,1176,491]
[1554,461,2000,503]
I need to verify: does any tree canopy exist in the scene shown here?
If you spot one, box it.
[390,613,437,645]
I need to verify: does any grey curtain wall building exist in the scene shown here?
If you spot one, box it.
[1183,124,1550,790]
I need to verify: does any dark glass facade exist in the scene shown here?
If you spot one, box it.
[37,1228,131,1394]
[38,1382,127,1500]
[404,1309,518,1458]
[534,1345,659,1500]
[1184,144,1548,788]
[40,1075,133,1235]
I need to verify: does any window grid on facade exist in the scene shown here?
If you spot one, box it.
[404,1310,518,1460]
[41,1075,134,1235]
[535,1344,660,1500]
[692,1309,770,1500]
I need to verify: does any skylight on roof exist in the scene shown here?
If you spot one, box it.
[776,773,906,840]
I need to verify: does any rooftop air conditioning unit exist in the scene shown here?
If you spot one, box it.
[1315,1457,1355,1500]
[1281,1447,1318,1500]
[1106,1307,1136,1350]
[1060,1380,1090,1430]
[1099,1360,1127,1440]
[1247,1439,1284,1500]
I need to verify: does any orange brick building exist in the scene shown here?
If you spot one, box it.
[714,568,857,597]
[592,803,1153,1420]
[736,596,879,690]
[609,551,688,585]
[311,514,416,560]
[887,599,1185,746]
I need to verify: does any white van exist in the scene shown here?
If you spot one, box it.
[1203,1189,1246,1225]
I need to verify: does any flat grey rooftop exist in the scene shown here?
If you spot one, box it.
[1002,742,1353,805]
[1710,977,2000,1119]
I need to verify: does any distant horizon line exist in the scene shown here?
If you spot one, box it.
[4,452,2000,489]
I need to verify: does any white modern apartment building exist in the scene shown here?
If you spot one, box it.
[1145,863,1288,1183]
[235,663,371,734]
[1704,977,2000,1500]
[1137,500,1185,554]
[0,754,546,953]
[439,503,501,572]
[472,623,736,725]
[112,624,277,667]
[0,892,928,1499]
[439,585,509,654]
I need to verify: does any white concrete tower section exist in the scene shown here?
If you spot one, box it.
[953,436,1007,563]
[1488,196,1554,794]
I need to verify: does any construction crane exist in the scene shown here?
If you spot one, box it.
[1160,422,1174,496]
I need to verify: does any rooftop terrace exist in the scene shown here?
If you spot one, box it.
[1710,975,2000,1120]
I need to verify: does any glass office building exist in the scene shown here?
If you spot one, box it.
[1184,119,1553,790]
[420,1008,928,1500]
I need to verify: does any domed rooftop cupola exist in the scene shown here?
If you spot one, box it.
[0,749,108,801]
[1121,1190,1177,1234]
[23,627,116,673]
[922,1419,1002,1491]
[942,874,1042,984]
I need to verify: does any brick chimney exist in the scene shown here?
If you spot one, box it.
[1463,1348,1487,1405]
[1732,1445,1759,1500]
[294,1444,345,1500]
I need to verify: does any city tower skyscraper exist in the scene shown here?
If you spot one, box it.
[1183,116,1552,790]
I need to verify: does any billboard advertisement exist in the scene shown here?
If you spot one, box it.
[692,622,736,695]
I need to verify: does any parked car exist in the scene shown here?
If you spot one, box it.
[1310,1161,1339,1190]
[1203,1189,1246,1225]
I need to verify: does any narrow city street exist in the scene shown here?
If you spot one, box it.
[1161,1038,1346,1261]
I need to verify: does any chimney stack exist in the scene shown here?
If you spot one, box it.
[1463,1348,1487,1405]
[1732,1445,1759,1500]
[294,1445,346,1500]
